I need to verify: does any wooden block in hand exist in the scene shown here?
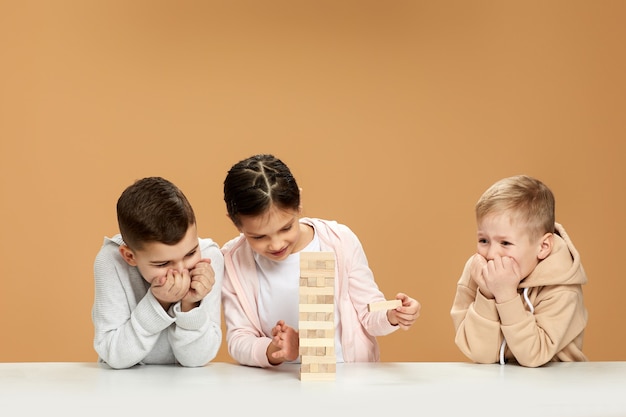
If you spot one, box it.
[368,299,401,312]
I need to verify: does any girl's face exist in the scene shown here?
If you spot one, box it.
[476,212,551,280]
[237,205,308,262]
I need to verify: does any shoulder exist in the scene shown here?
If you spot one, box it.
[93,235,131,277]
[199,237,224,261]
[303,218,361,249]
[198,237,220,253]
[95,235,124,261]
[220,234,247,257]
[303,217,354,236]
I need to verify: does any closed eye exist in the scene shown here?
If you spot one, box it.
[153,249,197,267]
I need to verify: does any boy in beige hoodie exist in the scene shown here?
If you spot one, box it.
[451,175,588,367]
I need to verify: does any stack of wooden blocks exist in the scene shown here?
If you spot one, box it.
[299,252,336,381]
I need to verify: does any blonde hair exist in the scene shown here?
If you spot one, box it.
[476,175,555,241]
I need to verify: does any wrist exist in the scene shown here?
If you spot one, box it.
[157,300,172,311]
[495,292,518,304]
[181,300,199,312]
[266,342,284,366]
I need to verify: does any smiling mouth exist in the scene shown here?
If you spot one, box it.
[270,247,288,257]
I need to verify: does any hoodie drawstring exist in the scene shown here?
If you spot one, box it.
[499,287,535,365]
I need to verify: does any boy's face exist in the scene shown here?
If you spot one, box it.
[476,212,551,280]
[119,224,201,284]
[237,205,305,262]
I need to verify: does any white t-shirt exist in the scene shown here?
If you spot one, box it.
[255,231,344,362]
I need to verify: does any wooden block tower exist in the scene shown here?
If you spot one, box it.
[299,252,336,381]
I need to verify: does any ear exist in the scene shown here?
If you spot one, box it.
[119,244,138,266]
[537,233,554,260]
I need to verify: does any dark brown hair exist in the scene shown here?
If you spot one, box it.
[224,154,300,227]
[116,177,195,250]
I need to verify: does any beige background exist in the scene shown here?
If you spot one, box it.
[1,1,624,363]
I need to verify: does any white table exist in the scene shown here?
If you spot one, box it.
[1,361,625,416]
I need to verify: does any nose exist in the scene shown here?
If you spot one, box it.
[268,235,283,252]
[172,260,187,273]
[486,244,500,260]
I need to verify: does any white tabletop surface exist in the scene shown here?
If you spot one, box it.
[1,361,625,416]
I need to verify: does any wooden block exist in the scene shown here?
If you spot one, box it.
[368,299,402,312]
[300,338,334,347]
[299,320,334,330]
[301,355,336,364]
[300,373,336,381]
[299,303,334,313]
[299,286,334,295]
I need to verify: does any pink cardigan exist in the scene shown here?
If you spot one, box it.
[221,217,399,367]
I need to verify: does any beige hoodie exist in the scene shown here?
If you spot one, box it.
[451,223,588,367]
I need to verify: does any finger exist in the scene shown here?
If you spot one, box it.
[187,279,199,294]
[191,278,209,295]
[482,264,490,278]
[396,318,412,330]
[193,259,214,274]
[152,275,167,287]
[191,272,214,286]
[473,253,487,268]
[182,269,192,288]
[169,270,182,294]
[164,270,177,292]
[511,259,521,278]
[395,311,414,322]
[495,256,505,269]
[172,270,190,298]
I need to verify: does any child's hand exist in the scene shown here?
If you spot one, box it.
[482,255,521,303]
[470,253,494,299]
[182,258,216,309]
[151,268,191,309]
[267,320,299,365]
[387,293,421,330]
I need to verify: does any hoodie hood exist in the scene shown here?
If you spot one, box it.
[519,223,588,288]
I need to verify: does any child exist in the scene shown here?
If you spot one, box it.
[450,175,588,367]
[92,177,224,369]
[221,154,421,367]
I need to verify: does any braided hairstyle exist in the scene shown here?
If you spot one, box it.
[224,154,300,227]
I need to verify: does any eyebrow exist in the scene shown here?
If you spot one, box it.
[476,231,513,241]
[490,235,513,241]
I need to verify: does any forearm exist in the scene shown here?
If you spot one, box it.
[169,298,222,367]
[94,294,173,369]
[452,287,503,363]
